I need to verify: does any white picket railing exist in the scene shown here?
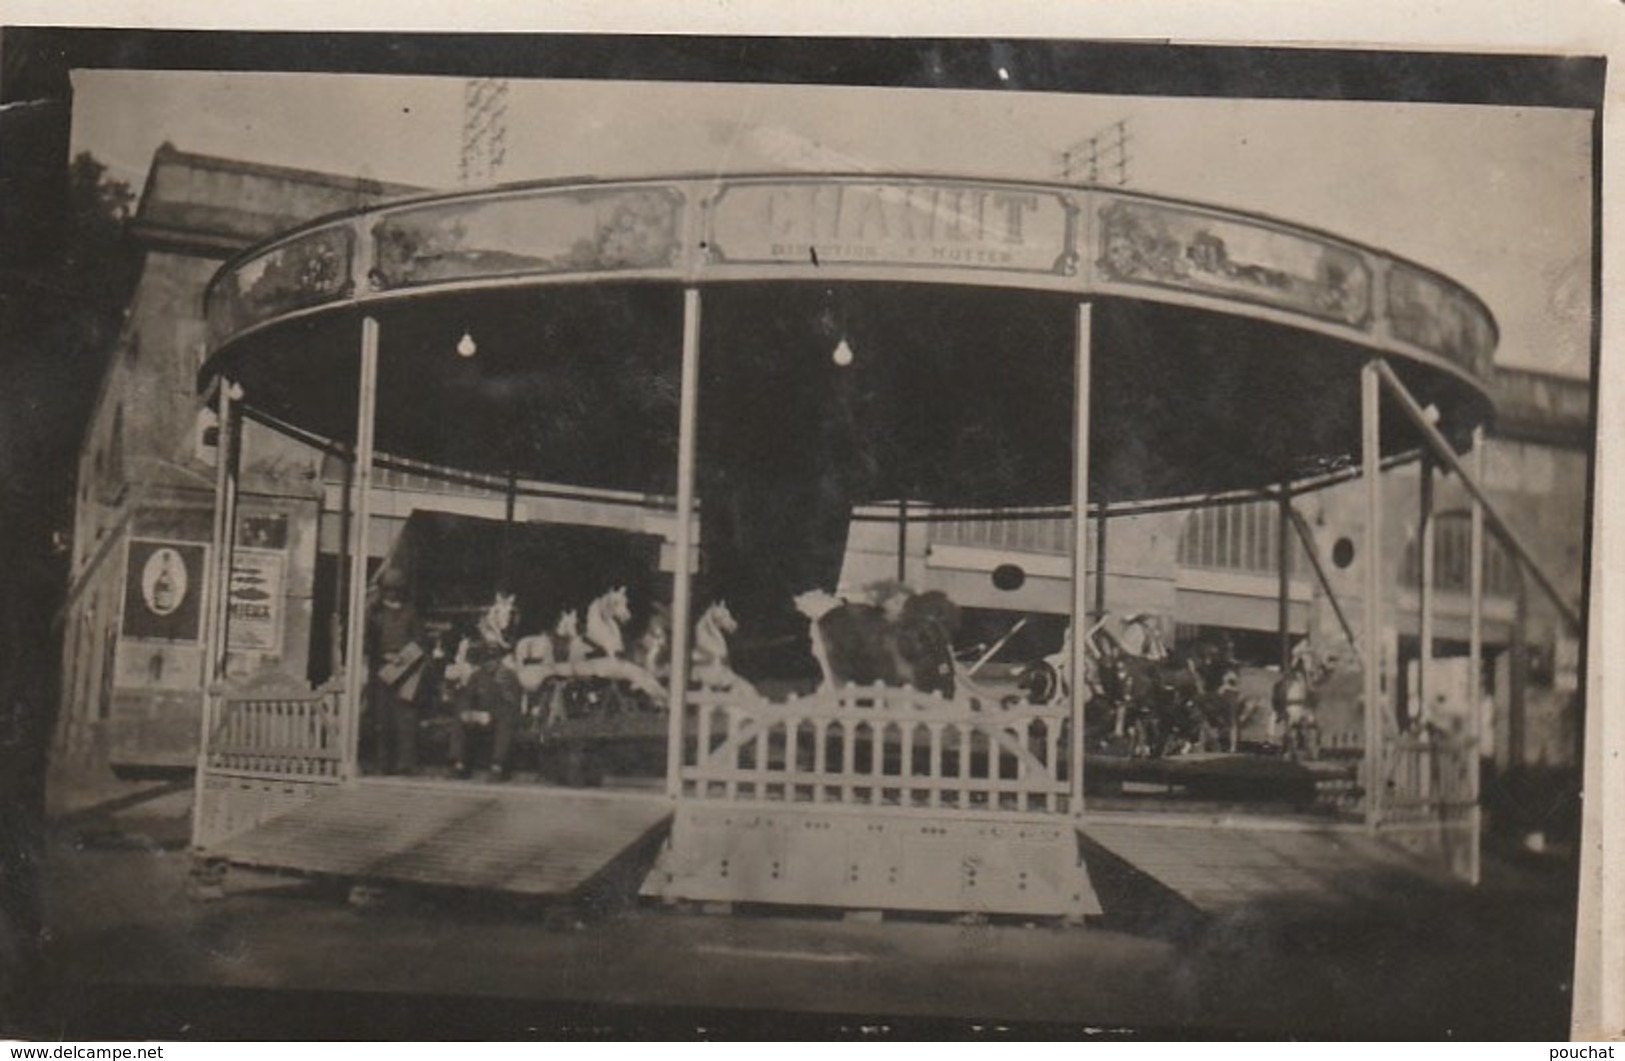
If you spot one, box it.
[206,681,345,780]
[1378,731,1477,825]
[678,682,1074,815]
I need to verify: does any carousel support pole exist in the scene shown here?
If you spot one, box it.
[1419,453,1437,732]
[331,447,353,680]
[502,468,518,589]
[191,376,235,844]
[1468,425,1486,884]
[340,316,380,780]
[215,384,243,678]
[666,288,702,799]
[1070,302,1093,814]
[1094,500,1107,620]
[1278,480,1293,669]
[1362,359,1384,829]
[897,498,909,584]
[202,380,233,684]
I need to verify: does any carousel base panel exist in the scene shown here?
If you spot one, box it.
[642,803,1103,920]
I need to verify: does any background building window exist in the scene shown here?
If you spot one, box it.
[1399,509,1520,597]
[1177,500,1305,576]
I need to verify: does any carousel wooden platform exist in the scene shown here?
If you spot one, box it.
[205,778,672,896]
[1077,814,1459,918]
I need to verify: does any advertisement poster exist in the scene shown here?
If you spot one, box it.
[226,547,286,653]
[121,539,207,643]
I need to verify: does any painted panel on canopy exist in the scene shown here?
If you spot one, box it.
[1093,197,1375,330]
[367,184,686,289]
[205,225,355,348]
[1385,263,1498,381]
[705,179,1079,277]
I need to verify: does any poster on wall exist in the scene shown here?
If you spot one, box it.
[121,539,207,643]
[226,547,286,653]
[238,512,289,549]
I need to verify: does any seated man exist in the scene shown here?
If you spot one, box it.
[448,592,523,782]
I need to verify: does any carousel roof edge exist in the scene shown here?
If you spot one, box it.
[198,168,1502,404]
[199,166,1499,330]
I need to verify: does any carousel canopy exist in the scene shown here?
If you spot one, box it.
[201,173,1498,506]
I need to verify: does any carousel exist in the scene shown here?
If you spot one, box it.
[188,172,1519,917]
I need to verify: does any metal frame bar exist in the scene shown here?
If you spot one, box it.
[340,316,381,779]
[1284,505,1363,666]
[1373,359,1580,631]
[1070,301,1093,813]
[666,287,702,798]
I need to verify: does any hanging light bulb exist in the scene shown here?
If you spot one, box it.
[456,331,478,358]
[832,336,855,367]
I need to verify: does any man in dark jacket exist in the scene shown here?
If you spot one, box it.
[367,567,426,774]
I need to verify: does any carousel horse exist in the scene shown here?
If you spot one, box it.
[445,591,518,688]
[558,593,666,707]
[554,609,589,664]
[519,609,587,701]
[691,600,754,694]
[583,586,631,659]
[1270,639,1323,760]
[632,601,672,682]
[794,584,959,696]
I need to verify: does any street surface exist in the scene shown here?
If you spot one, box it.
[10,771,1581,1039]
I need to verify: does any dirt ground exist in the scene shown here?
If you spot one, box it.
[3,770,1582,1040]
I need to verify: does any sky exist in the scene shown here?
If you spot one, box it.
[70,69,1595,379]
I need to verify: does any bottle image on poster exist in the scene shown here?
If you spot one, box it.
[146,548,184,615]
[122,539,206,642]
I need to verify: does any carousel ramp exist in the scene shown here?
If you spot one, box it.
[209,780,672,896]
[1078,815,1459,922]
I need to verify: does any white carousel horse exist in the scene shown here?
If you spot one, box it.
[554,609,589,665]
[445,591,517,688]
[691,600,753,694]
[527,599,665,704]
[516,609,587,694]
[583,586,630,659]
